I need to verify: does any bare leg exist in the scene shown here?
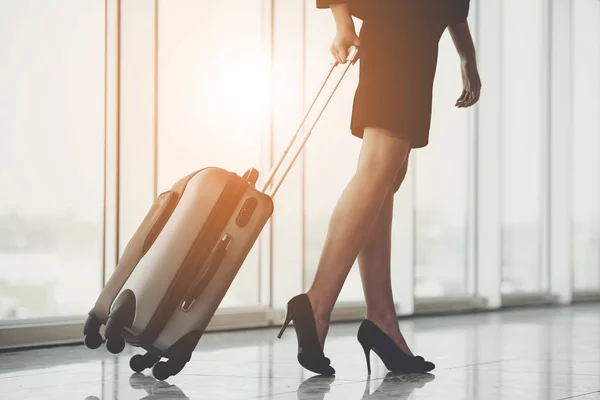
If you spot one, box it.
[306,128,411,348]
[358,155,414,356]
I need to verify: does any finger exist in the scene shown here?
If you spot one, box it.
[462,90,476,107]
[338,48,349,64]
[462,92,473,108]
[462,92,475,108]
[330,48,341,65]
[469,91,481,107]
[464,91,479,108]
[469,90,481,107]
[456,90,468,106]
[332,47,344,65]
[456,90,468,107]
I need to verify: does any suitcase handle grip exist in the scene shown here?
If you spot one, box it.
[260,46,359,198]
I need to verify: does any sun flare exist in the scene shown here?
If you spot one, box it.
[204,50,272,121]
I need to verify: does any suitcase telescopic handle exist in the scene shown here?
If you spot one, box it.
[260,45,360,198]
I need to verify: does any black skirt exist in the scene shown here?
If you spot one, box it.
[342,0,470,148]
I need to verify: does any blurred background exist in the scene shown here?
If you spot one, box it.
[0,0,598,343]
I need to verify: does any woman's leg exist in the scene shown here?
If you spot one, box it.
[357,156,415,356]
[306,127,411,348]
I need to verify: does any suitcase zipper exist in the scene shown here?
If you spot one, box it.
[180,233,232,312]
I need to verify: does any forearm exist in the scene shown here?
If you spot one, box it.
[330,3,355,32]
[448,22,477,64]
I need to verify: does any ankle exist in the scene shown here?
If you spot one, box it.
[366,311,398,328]
[305,290,332,320]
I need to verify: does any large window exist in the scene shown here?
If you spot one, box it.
[0,1,105,320]
[414,32,471,297]
[501,0,547,294]
[572,0,600,292]
[157,0,266,307]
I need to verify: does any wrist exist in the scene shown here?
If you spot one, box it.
[460,53,477,67]
[330,4,354,32]
[336,24,356,36]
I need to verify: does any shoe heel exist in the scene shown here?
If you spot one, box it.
[360,341,372,375]
[277,309,292,339]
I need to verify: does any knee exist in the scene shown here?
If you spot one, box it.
[358,154,405,190]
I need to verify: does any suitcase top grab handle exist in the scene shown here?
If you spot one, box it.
[260,46,360,198]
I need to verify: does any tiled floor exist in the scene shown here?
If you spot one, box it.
[1,303,600,399]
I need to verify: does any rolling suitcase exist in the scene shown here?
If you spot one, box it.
[83,46,359,380]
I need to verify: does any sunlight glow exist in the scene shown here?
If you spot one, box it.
[203,49,272,123]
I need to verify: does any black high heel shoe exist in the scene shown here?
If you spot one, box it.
[278,294,335,376]
[357,319,435,374]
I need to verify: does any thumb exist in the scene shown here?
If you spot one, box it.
[339,46,349,64]
[350,42,360,63]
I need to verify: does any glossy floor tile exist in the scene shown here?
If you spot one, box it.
[1,303,600,399]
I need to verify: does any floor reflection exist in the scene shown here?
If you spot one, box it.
[361,373,435,399]
[297,376,336,400]
[295,372,435,400]
[129,373,190,399]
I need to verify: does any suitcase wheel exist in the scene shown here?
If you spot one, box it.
[152,359,187,381]
[84,332,103,349]
[106,335,125,354]
[83,313,103,349]
[130,353,161,373]
[105,317,126,354]
[152,362,171,381]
